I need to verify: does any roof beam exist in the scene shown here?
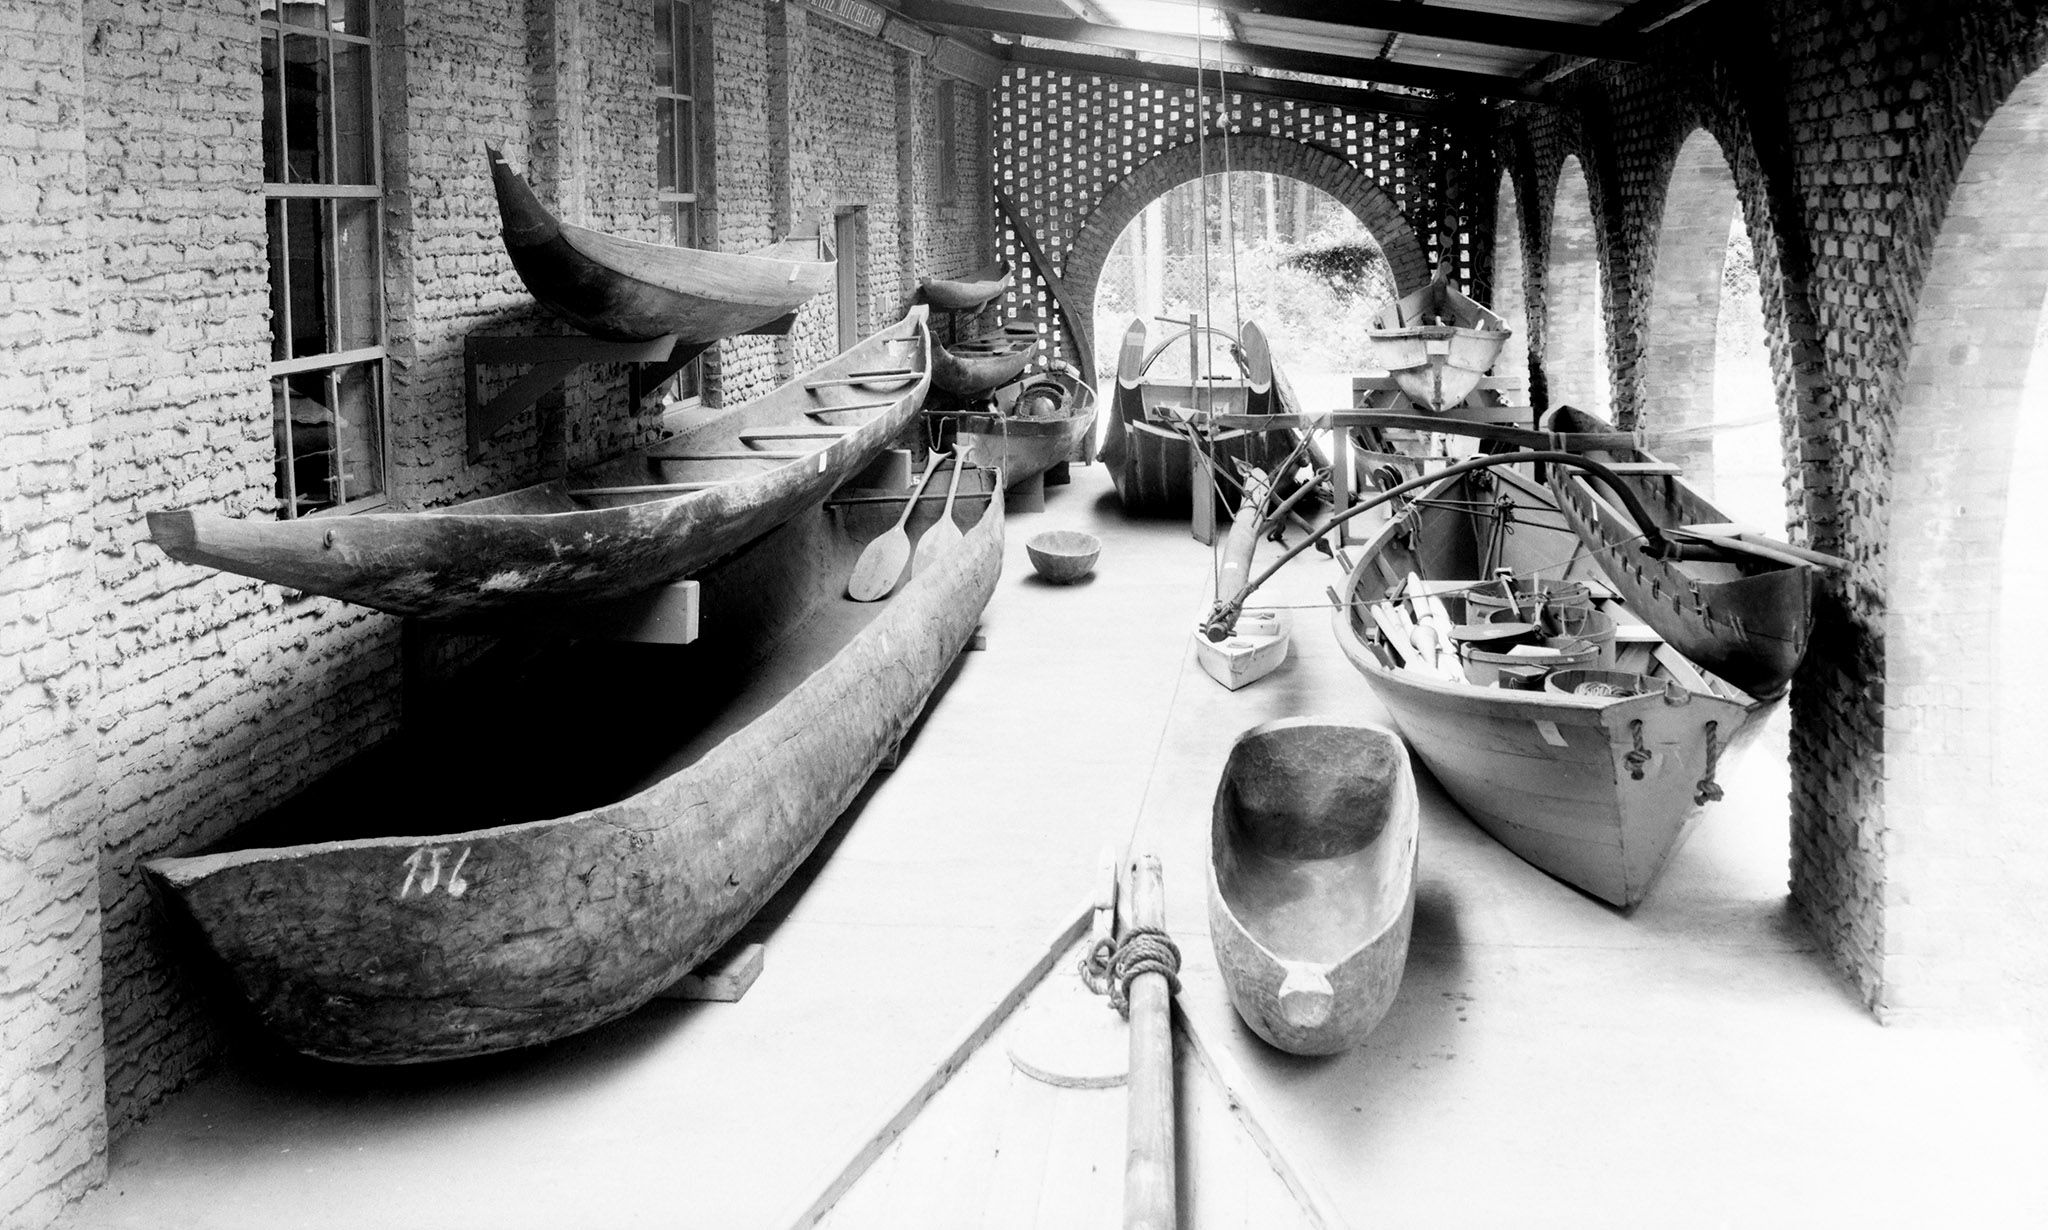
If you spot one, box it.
[1000,43,1496,124]
[1166,2,1645,61]
[894,1,1542,99]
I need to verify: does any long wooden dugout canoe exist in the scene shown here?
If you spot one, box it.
[1366,261,1511,412]
[488,146,834,343]
[919,259,1011,312]
[1331,462,1763,908]
[144,474,1006,1064]
[1540,404,1820,700]
[931,324,1037,396]
[1209,717,1420,1055]
[1098,317,1292,517]
[148,308,934,621]
[953,369,1097,491]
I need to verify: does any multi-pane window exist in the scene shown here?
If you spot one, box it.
[654,1,703,404]
[260,0,387,518]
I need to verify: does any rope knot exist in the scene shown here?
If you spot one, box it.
[1106,926,1183,1019]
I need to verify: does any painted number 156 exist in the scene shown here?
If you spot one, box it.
[399,845,472,899]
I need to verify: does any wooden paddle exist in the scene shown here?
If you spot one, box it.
[846,450,944,601]
[912,454,968,574]
[1669,522,1849,571]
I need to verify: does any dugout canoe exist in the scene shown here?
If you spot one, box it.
[144,473,1005,1064]
[147,308,934,621]
[488,146,833,343]
[954,369,1097,491]
[919,259,1012,312]
[931,324,1038,397]
[1099,317,1292,517]
[1209,717,1419,1055]
[1332,461,1762,908]
[1366,262,1510,412]
[1540,404,1821,700]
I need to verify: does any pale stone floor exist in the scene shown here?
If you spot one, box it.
[64,460,2047,1229]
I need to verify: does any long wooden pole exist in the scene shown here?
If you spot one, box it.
[1124,854,1175,1230]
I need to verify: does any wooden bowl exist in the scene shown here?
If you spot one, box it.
[1026,530,1100,584]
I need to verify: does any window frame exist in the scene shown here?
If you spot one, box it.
[653,0,707,410]
[259,1,392,519]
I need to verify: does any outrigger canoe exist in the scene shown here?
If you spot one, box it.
[1209,717,1419,1054]
[148,309,934,621]
[488,146,833,343]
[144,473,1005,1063]
[1540,404,1823,700]
[1332,460,1762,908]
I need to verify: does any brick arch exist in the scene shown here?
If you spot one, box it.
[1491,171,1531,391]
[1061,133,1431,344]
[1638,128,1743,489]
[1543,154,1609,417]
[1879,64,2048,1030]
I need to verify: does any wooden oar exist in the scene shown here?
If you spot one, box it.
[1670,522,1849,570]
[912,455,968,574]
[846,450,944,602]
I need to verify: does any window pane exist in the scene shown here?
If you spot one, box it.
[656,98,676,192]
[281,33,330,184]
[284,0,327,30]
[652,4,674,92]
[330,199,379,350]
[676,100,695,195]
[333,363,384,504]
[275,372,335,516]
[262,31,284,182]
[331,38,374,184]
[285,198,327,358]
[266,200,290,361]
[327,0,369,35]
[675,6,693,95]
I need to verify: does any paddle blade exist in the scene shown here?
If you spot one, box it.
[846,530,912,602]
[912,521,964,575]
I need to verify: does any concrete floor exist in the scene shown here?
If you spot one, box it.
[65,460,2048,1229]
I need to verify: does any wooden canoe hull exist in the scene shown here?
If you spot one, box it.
[919,260,1011,312]
[489,148,833,343]
[1332,465,1757,907]
[1366,265,1509,411]
[144,479,1005,1064]
[148,310,932,620]
[1541,405,1817,699]
[955,373,1097,490]
[931,329,1036,396]
[1099,318,1289,517]
[1208,718,1419,1055]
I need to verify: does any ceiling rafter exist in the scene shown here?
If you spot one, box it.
[892,0,1544,100]
[1145,1,1646,61]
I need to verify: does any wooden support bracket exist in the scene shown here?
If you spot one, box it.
[464,333,702,462]
[656,940,765,1003]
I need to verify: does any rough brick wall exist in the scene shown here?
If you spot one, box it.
[2,4,108,1226]
[1494,0,2048,1020]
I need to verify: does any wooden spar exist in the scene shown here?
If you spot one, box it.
[994,188,1096,387]
[1124,854,1175,1230]
[1207,409,1637,452]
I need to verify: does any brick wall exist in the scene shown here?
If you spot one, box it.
[1,0,999,1221]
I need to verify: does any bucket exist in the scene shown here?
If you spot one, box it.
[1544,605,1616,668]
[1461,637,1602,686]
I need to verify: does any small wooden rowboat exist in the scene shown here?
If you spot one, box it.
[488,147,833,343]
[954,369,1097,492]
[1332,461,1761,908]
[1099,318,1291,517]
[144,474,1005,1063]
[148,309,934,621]
[1209,717,1420,1054]
[1540,405,1821,699]
[931,324,1038,396]
[1195,468,1289,691]
[1366,262,1510,412]
[919,259,1012,312]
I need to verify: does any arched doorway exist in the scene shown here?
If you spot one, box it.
[1491,174,1531,395]
[1543,155,1607,417]
[1882,65,2048,1034]
[1639,130,1783,535]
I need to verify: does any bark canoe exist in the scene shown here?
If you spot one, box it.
[148,308,933,621]
[144,474,1006,1064]
[1331,462,1764,908]
[931,325,1038,396]
[1540,404,1820,700]
[1209,717,1419,1055]
[488,146,833,343]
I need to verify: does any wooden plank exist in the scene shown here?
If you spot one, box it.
[654,940,763,1002]
[1601,460,1683,475]
[1174,1008,1345,1230]
[779,899,1095,1229]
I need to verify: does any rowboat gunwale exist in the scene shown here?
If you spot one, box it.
[488,146,835,343]
[147,309,934,621]
[1330,463,1758,908]
[144,479,1006,1064]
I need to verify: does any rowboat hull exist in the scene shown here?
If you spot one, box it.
[147,309,933,620]
[1332,464,1757,907]
[955,372,1097,490]
[1541,405,1816,699]
[1208,717,1419,1055]
[931,327,1036,396]
[920,260,1011,312]
[1366,265,1509,412]
[489,148,833,343]
[144,477,1005,1063]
